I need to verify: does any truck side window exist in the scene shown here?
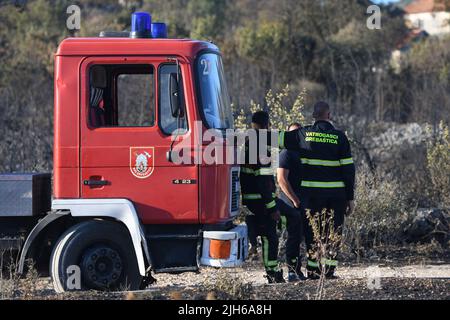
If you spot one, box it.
[89,64,155,128]
[159,64,187,135]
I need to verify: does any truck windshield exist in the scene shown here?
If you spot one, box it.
[196,53,234,130]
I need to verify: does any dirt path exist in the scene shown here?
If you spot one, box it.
[116,262,450,300]
[338,264,450,279]
[3,262,449,300]
[150,262,450,288]
[134,262,450,300]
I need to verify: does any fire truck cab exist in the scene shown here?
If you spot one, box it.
[0,13,246,292]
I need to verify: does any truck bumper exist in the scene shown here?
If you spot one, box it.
[200,224,248,268]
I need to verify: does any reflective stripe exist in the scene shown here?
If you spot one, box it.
[339,157,354,165]
[242,194,262,200]
[265,200,276,209]
[262,237,279,271]
[280,216,287,228]
[279,131,285,149]
[262,236,271,268]
[308,259,338,268]
[258,168,274,176]
[266,260,279,267]
[240,167,274,176]
[301,158,341,167]
[301,157,354,167]
[307,260,319,268]
[241,167,255,174]
[242,193,276,200]
[321,258,338,267]
[267,265,280,271]
[301,181,345,188]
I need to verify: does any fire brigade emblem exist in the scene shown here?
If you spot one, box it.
[130,147,154,179]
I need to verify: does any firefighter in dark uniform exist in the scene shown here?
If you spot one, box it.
[277,122,307,282]
[240,111,285,284]
[295,101,355,279]
[242,105,355,281]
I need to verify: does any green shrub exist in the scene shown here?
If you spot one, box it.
[234,85,307,130]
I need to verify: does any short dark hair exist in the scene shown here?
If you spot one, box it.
[288,122,301,130]
[312,101,330,119]
[251,111,270,128]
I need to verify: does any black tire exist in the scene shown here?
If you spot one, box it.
[50,220,142,293]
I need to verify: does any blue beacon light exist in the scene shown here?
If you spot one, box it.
[130,12,152,38]
[151,23,168,39]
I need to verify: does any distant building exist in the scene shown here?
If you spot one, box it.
[390,0,450,71]
[118,0,143,8]
[397,0,450,36]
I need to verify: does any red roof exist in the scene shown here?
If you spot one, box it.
[56,37,218,57]
[404,0,447,14]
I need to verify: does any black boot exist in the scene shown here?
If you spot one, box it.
[297,270,307,281]
[325,266,338,279]
[266,270,286,284]
[307,270,321,280]
[306,259,321,280]
[287,265,307,282]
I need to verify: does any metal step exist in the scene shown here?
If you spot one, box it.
[153,266,199,274]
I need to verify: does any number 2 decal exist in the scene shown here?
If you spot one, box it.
[201,59,210,75]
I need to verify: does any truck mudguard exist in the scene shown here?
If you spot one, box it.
[18,211,70,274]
[51,199,149,276]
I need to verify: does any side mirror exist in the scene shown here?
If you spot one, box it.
[169,73,182,117]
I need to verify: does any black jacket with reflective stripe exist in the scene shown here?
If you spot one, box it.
[281,121,355,200]
[240,131,277,214]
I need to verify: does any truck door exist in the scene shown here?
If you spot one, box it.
[80,57,198,224]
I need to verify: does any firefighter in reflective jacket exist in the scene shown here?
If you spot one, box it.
[242,105,355,281]
[282,101,356,279]
[240,111,285,284]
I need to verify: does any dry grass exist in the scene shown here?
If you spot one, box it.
[426,122,450,208]
[0,251,41,300]
[202,269,253,300]
[343,165,410,260]
[0,250,20,299]
[306,209,342,300]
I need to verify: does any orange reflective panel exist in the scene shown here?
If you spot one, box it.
[209,239,231,259]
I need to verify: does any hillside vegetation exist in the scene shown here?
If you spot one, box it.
[0,0,449,254]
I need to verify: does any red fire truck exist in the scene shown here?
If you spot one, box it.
[0,12,246,292]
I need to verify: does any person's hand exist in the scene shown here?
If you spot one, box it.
[346,200,355,216]
[292,197,301,209]
[271,210,281,222]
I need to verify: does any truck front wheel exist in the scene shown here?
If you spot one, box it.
[50,220,142,293]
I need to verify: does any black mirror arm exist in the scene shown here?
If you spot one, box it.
[167,57,184,163]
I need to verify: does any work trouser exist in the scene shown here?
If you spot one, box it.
[276,196,303,273]
[300,197,346,276]
[245,201,280,272]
